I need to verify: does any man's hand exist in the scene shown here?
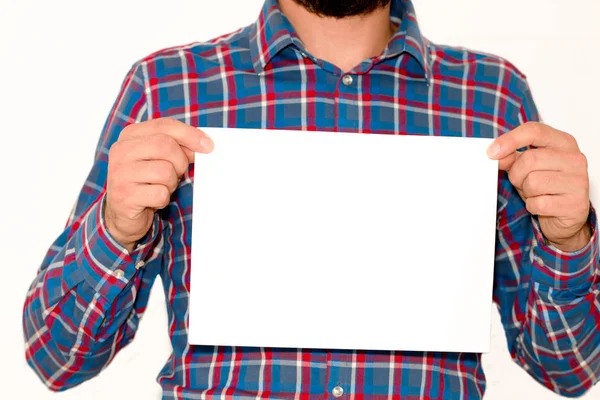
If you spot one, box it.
[487,122,591,252]
[105,118,214,252]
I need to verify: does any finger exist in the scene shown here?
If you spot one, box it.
[497,151,519,171]
[112,134,190,174]
[487,122,579,160]
[131,184,172,210]
[506,148,577,187]
[128,160,179,193]
[525,194,587,218]
[521,171,587,198]
[120,118,214,154]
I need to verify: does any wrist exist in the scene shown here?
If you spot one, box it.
[548,224,592,252]
[104,206,137,253]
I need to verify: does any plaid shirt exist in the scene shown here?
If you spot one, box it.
[23,0,600,398]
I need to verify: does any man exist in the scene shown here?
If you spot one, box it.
[23,0,599,398]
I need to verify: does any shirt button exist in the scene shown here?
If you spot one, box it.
[537,257,545,267]
[135,261,145,269]
[342,75,353,86]
[332,386,344,398]
[113,269,125,279]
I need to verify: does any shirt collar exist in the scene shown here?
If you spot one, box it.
[249,0,431,79]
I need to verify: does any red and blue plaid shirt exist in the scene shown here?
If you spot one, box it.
[23,0,600,398]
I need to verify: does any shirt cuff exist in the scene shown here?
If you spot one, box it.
[74,194,161,302]
[530,205,598,291]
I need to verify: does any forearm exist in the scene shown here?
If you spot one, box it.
[503,213,600,397]
[23,196,161,390]
[515,285,600,397]
[23,282,138,390]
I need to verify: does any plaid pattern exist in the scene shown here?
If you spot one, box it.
[23,0,600,398]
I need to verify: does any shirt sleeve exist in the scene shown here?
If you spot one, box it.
[493,80,600,397]
[22,63,163,391]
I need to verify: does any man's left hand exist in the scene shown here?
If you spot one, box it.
[487,122,591,252]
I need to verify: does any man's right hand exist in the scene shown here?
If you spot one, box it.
[105,118,214,252]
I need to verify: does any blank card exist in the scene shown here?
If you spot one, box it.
[189,128,498,353]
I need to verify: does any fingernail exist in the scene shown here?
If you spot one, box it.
[200,135,213,150]
[487,142,500,158]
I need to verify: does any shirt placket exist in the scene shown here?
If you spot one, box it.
[325,349,351,399]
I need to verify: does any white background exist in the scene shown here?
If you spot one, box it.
[1,0,598,398]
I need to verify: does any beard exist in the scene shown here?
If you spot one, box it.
[291,0,392,18]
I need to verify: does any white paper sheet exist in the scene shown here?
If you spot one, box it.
[189,128,498,353]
